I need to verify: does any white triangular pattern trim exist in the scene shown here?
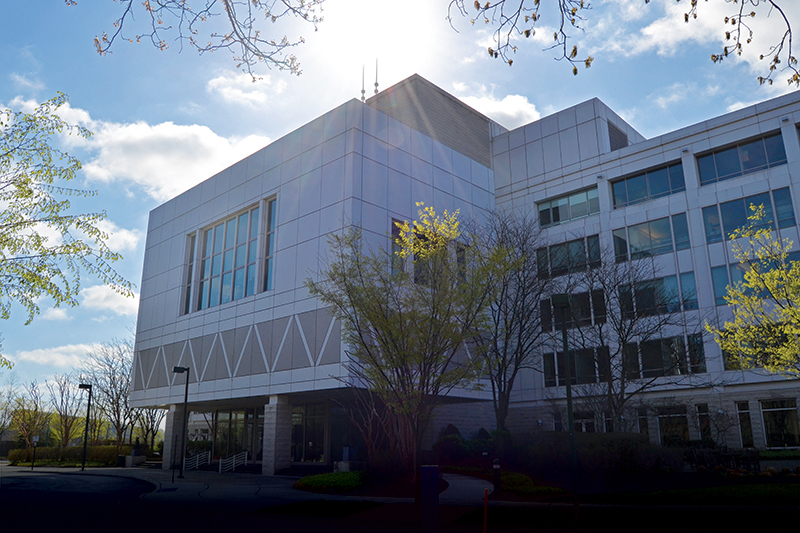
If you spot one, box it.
[200,334,217,382]
[271,317,293,373]
[316,316,336,366]
[219,332,232,378]
[233,326,252,377]
[294,315,315,367]
[171,341,188,387]
[135,350,146,391]
[253,324,270,374]
[160,345,171,388]
[145,346,162,390]
[188,339,199,383]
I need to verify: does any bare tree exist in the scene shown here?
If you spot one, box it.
[0,373,19,445]
[448,1,798,85]
[87,0,324,77]
[544,248,710,431]
[46,373,83,457]
[135,407,166,450]
[474,212,551,432]
[81,339,136,452]
[12,381,48,456]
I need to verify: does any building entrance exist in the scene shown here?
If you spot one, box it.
[213,407,263,461]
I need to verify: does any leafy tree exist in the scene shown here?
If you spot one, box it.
[447,1,797,85]
[0,94,133,368]
[706,206,800,376]
[473,212,550,432]
[0,373,19,446]
[306,205,508,474]
[134,407,167,451]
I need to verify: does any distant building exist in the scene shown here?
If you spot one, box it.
[131,75,800,473]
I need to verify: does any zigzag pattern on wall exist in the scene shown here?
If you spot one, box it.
[133,308,341,391]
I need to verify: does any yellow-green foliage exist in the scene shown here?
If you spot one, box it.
[394,202,462,260]
[294,471,364,492]
[500,472,568,498]
[706,205,800,376]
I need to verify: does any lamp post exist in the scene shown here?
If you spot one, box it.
[551,293,579,516]
[172,366,190,479]
[78,383,92,471]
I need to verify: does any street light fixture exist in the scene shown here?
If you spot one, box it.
[551,293,579,516]
[78,383,92,472]
[172,366,190,479]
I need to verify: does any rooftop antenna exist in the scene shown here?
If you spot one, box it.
[374,58,379,95]
[361,65,366,103]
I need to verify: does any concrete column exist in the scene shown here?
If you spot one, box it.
[262,395,292,475]
[162,404,185,470]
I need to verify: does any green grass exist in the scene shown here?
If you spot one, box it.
[294,471,365,493]
[441,465,567,499]
[760,450,800,460]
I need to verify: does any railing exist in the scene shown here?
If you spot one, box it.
[184,451,211,471]
[219,450,248,473]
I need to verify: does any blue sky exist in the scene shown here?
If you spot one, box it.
[2,0,799,388]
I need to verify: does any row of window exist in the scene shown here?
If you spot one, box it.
[619,273,697,318]
[552,399,799,448]
[542,333,706,387]
[538,130,790,227]
[613,214,690,262]
[702,187,795,244]
[539,188,600,228]
[540,290,606,332]
[183,198,276,314]
[536,235,600,279]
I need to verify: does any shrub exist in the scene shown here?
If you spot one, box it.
[433,434,468,464]
[8,445,134,466]
[294,471,364,493]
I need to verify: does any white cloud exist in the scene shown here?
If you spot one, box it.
[96,219,141,252]
[80,285,139,316]
[458,88,540,129]
[41,308,71,321]
[15,343,99,367]
[9,73,43,92]
[207,71,288,107]
[82,120,270,201]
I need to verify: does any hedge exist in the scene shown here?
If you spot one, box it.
[8,445,140,466]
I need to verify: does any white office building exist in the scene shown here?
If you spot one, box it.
[131,75,800,473]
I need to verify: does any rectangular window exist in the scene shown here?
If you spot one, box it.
[658,406,689,446]
[703,205,723,244]
[721,192,774,238]
[263,198,276,292]
[544,290,607,331]
[638,407,650,438]
[711,265,730,306]
[680,272,698,310]
[543,352,557,388]
[760,399,800,448]
[611,162,685,208]
[688,333,707,373]
[539,188,600,228]
[772,187,796,228]
[198,204,261,310]
[697,403,712,441]
[698,132,787,185]
[737,401,754,448]
[543,347,607,388]
[183,234,196,315]
[672,213,690,251]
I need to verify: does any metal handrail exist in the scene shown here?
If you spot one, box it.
[184,450,211,471]
[218,450,248,473]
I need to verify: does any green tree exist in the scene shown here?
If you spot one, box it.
[0,94,133,368]
[706,205,800,376]
[306,205,508,474]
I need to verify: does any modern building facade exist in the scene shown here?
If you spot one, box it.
[131,75,800,473]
